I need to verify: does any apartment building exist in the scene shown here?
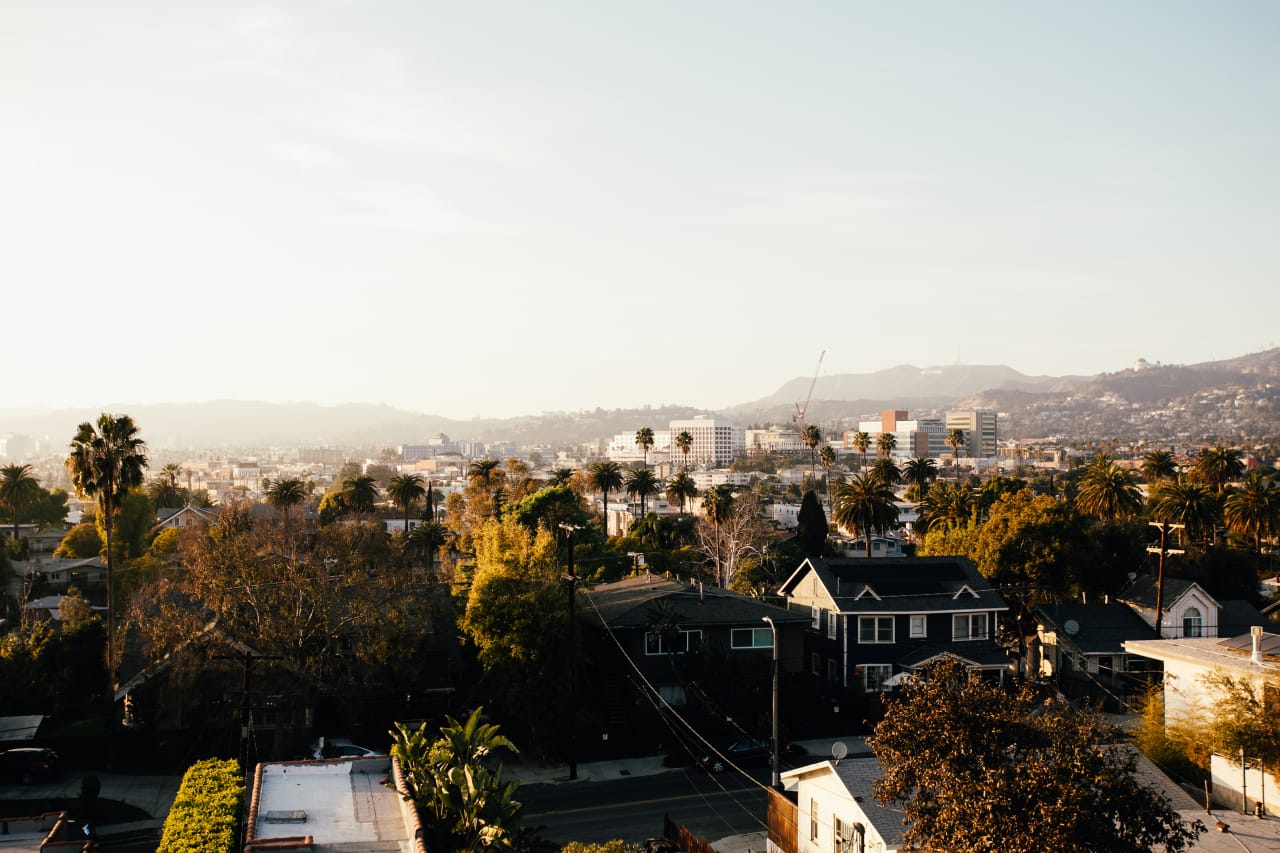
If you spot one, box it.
[844,410,946,459]
[668,417,745,467]
[945,410,998,458]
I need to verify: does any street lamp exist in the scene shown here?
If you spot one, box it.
[762,616,780,787]
[560,523,583,780]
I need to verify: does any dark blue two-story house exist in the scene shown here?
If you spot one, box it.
[777,556,1012,694]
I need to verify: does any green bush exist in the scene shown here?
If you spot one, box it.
[158,758,243,853]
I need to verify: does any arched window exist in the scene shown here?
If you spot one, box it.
[1183,607,1203,638]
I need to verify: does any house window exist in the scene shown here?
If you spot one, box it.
[1182,607,1202,638]
[645,629,703,655]
[952,613,988,641]
[810,798,819,841]
[909,614,927,639]
[827,612,839,640]
[730,627,773,649]
[811,652,821,676]
[811,605,821,630]
[858,616,894,644]
[863,664,892,692]
[834,817,865,853]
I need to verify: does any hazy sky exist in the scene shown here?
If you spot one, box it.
[3,3,1277,418]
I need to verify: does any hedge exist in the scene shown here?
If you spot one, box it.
[158,758,244,853]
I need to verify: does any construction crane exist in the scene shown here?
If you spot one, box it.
[793,350,825,433]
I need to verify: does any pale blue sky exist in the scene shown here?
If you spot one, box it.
[3,2,1277,418]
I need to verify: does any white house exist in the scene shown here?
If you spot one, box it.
[777,758,904,853]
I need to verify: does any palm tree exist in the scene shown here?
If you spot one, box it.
[802,424,823,479]
[549,467,576,487]
[665,470,699,515]
[876,431,897,460]
[1151,476,1218,546]
[675,430,693,468]
[1075,454,1143,520]
[701,484,735,585]
[342,475,380,514]
[902,457,938,497]
[1224,472,1280,554]
[1140,449,1177,484]
[635,427,655,469]
[870,458,902,486]
[625,466,660,515]
[386,473,427,533]
[265,476,312,527]
[1193,444,1245,496]
[818,445,837,494]
[468,458,501,490]
[945,429,966,477]
[851,431,871,472]
[586,460,624,521]
[0,464,42,542]
[66,413,149,665]
[917,481,974,532]
[405,519,448,571]
[832,472,900,559]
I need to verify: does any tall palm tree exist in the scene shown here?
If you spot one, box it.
[265,476,311,527]
[818,445,837,493]
[1075,454,1143,520]
[851,431,871,472]
[870,458,902,486]
[1193,444,1245,496]
[876,431,897,460]
[468,459,501,491]
[0,464,42,542]
[586,460,624,521]
[917,481,973,532]
[625,466,660,515]
[945,429,966,477]
[66,413,149,665]
[701,484,735,586]
[341,475,380,514]
[635,427,655,469]
[832,472,900,559]
[386,473,427,533]
[665,470,699,515]
[675,430,693,468]
[902,457,938,496]
[405,519,448,571]
[1140,449,1177,484]
[1224,472,1280,554]
[549,467,576,487]
[160,463,184,489]
[1150,476,1218,546]
[802,424,823,479]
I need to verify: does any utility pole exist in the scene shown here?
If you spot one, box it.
[559,523,583,781]
[762,616,780,788]
[1147,522,1185,638]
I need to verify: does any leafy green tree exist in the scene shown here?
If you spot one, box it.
[55,522,104,558]
[1074,454,1143,520]
[100,489,154,564]
[341,475,380,514]
[674,430,693,467]
[624,466,660,515]
[1199,671,1280,775]
[1192,444,1245,496]
[664,470,698,515]
[872,657,1204,853]
[505,485,590,534]
[1141,449,1178,484]
[0,464,42,541]
[387,473,427,532]
[66,413,149,664]
[970,489,1087,603]
[796,490,828,558]
[634,427,655,469]
[586,460,624,522]
[1223,471,1280,553]
[390,708,523,852]
[832,473,899,558]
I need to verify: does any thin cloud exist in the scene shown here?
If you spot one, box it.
[320,186,506,236]
[264,140,339,170]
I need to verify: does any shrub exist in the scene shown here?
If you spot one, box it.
[158,758,243,853]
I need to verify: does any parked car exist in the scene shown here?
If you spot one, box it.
[310,738,381,759]
[698,738,801,774]
[0,747,60,784]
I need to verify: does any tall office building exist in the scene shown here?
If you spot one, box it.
[945,410,998,458]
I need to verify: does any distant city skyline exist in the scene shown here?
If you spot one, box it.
[4,3,1277,419]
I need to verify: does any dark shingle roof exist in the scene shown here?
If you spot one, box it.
[1117,575,1202,610]
[1218,599,1267,636]
[582,575,806,629]
[781,557,1007,614]
[1035,603,1157,654]
[896,641,1011,669]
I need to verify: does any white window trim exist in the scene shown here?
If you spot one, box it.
[827,612,838,640]
[811,604,821,630]
[951,613,988,642]
[645,628,703,655]
[863,663,892,693]
[909,614,927,639]
[731,627,773,650]
[857,615,894,644]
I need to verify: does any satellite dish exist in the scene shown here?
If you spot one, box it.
[1063,619,1080,636]
[831,741,848,761]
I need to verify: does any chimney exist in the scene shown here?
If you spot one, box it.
[1251,626,1265,666]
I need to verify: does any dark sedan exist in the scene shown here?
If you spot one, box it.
[0,747,60,784]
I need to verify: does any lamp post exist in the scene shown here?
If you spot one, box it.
[560,522,583,780]
[762,616,780,787]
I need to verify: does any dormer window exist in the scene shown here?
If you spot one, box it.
[1182,607,1203,639]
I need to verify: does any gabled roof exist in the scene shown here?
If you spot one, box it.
[1035,603,1157,655]
[1117,575,1213,612]
[781,758,906,849]
[1218,599,1267,637]
[582,574,808,630]
[778,557,1007,615]
[896,642,1011,670]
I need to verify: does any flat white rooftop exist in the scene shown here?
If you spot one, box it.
[252,757,411,853]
